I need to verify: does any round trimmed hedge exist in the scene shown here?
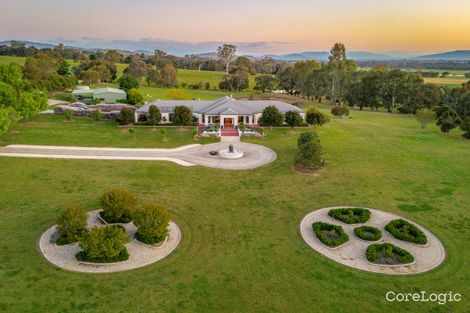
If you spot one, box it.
[312,221,349,247]
[76,225,130,263]
[385,219,427,245]
[366,243,414,265]
[328,208,371,224]
[354,226,382,241]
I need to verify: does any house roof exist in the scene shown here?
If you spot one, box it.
[72,87,126,96]
[136,96,303,115]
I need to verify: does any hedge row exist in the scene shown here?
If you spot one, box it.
[328,208,371,224]
[354,226,382,241]
[366,243,414,265]
[312,222,349,247]
[385,219,427,245]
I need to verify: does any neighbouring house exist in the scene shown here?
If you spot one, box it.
[72,87,127,104]
[135,96,305,127]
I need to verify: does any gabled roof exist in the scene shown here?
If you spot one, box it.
[136,96,304,115]
[72,87,126,96]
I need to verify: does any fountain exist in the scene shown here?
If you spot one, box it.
[219,144,244,159]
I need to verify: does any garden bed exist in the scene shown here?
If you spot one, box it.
[366,243,414,265]
[354,226,382,241]
[312,222,349,248]
[328,207,371,224]
[385,219,427,245]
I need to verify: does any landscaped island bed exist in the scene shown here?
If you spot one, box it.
[366,243,414,265]
[385,219,428,245]
[312,222,349,247]
[300,206,445,275]
[328,207,371,224]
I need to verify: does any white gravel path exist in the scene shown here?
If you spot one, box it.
[0,142,276,170]
[39,210,181,273]
[300,206,446,275]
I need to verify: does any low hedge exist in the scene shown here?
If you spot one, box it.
[328,208,371,224]
[354,226,382,241]
[76,249,129,263]
[312,222,349,247]
[385,219,427,245]
[366,243,414,265]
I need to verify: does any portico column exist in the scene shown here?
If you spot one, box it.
[204,115,209,126]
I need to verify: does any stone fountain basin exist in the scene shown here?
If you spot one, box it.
[219,149,244,159]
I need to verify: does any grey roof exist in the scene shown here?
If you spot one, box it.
[136,96,303,115]
[72,87,126,96]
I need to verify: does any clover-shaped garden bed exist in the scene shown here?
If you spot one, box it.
[300,206,445,275]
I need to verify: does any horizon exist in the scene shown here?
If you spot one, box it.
[1,0,470,56]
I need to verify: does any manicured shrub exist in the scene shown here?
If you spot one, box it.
[76,225,129,263]
[285,110,302,127]
[116,107,134,125]
[56,203,87,245]
[385,219,427,245]
[306,108,329,126]
[91,109,102,121]
[331,105,350,117]
[148,105,161,128]
[328,208,371,224]
[366,243,414,265]
[133,203,170,244]
[294,131,324,170]
[354,226,382,241]
[415,108,435,129]
[99,187,137,223]
[312,222,349,247]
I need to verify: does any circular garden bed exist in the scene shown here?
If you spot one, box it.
[300,206,445,275]
[39,210,181,273]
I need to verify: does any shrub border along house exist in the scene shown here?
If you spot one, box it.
[385,219,428,245]
[354,225,382,241]
[366,243,415,265]
[328,207,371,224]
[312,221,349,248]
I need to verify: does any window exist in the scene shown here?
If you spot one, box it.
[169,113,174,122]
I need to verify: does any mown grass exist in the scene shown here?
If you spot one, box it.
[0,104,469,312]
[0,115,217,148]
[0,55,26,66]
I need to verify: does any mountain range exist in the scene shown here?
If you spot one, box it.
[1,40,470,61]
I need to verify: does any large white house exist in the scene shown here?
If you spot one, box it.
[135,96,304,127]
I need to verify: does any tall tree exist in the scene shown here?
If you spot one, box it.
[217,44,237,74]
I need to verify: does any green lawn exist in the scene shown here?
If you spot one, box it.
[0,115,217,148]
[140,86,255,101]
[0,55,26,66]
[0,104,469,313]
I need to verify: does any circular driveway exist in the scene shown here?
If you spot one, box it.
[0,142,276,170]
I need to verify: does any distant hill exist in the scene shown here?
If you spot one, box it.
[262,51,395,61]
[415,50,470,61]
[0,40,58,49]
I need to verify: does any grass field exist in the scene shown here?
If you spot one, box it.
[423,76,469,87]
[0,55,26,66]
[0,105,468,313]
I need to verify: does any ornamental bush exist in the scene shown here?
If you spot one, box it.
[76,225,130,263]
[56,203,87,245]
[354,226,382,241]
[331,105,350,117]
[99,187,137,223]
[312,222,349,247]
[306,108,329,126]
[328,208,371,224]
[285,110,302,127]
[294,131,324,170]
[116,107,134,125]
[133,203,170,244]
[385,219,427,245]
[366,243,414,265]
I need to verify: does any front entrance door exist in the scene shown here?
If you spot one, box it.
[224,118,233,128]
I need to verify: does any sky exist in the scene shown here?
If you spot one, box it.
[1,0,470,55]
